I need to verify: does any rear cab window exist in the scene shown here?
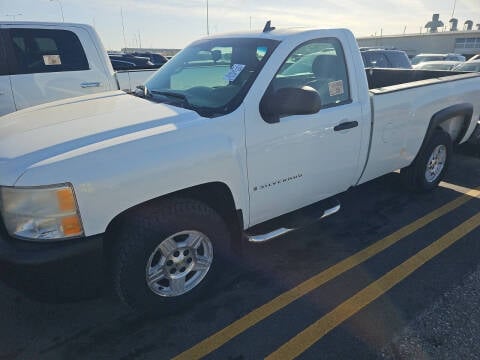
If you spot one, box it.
[387,52,411,68]
[362,52,390,68]
[361,51,411,69]
[7,28,89,75]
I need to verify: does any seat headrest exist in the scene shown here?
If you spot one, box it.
[231,48,259,69]
[312,55,340,78]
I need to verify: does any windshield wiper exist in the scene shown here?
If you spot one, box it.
[150,90,193,109]
[148,90,219,117]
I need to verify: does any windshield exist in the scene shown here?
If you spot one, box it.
[144,37,279,117]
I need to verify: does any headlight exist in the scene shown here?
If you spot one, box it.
[0,184,84,241]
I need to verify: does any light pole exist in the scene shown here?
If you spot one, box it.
[451,0,457,18]
[50,0,65,22]
[6,13,22,21]
[121,8,127,51]
[206,0,210,35]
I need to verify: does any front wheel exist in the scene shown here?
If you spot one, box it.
[400,129,452,192]
[111,198,231,313]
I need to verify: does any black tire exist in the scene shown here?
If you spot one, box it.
[111,198,232,313]
[400,129,452,192]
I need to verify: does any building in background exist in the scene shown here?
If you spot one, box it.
[357,14,480,58]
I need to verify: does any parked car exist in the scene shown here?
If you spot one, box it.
[1,26,479,313]
[109,59,136,70]
[132,52,168,66]
[453,60,480,72]
[413,60,463,70]
[0,21,158,116]
[108,53,158,69]
[282,48,411,75]
[360,49,412,69]
[467,54,480,62]
[411,53,466,65]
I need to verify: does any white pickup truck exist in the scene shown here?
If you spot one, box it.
[0,21,157,116]
[0,25,479,312]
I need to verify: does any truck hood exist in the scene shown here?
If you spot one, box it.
[0,91,200,185]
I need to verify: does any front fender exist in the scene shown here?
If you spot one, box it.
[15,111,249,236]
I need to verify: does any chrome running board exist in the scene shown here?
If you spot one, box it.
[245,200,341,243]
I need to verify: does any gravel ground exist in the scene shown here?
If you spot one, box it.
[381,265,480,360]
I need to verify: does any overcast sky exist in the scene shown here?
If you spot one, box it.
[1,0,479,50]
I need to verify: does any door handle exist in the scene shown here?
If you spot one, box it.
[80,82,101,88]
[334,121,358,131]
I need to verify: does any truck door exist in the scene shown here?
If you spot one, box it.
[0,30,16,116]
[6,27,111,110]
[245,37,364,225]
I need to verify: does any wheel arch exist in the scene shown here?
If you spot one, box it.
[427,103,474,145]
[103,181,244,257]
[400,103,472,189]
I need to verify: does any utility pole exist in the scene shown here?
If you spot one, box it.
[50,0,64,22]
[121,8,127,51]
[206,0,210,35]
[451,0,457,18]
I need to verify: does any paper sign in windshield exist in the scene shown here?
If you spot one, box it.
[43,55,62,66]
[224,64,246,82]
[328,80,344,96]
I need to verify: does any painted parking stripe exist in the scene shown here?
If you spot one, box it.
[172,185,480,360]
[266,211,480,360]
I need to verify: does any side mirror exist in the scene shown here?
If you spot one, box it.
[260,86,321,123]
[134,85,146,97]
[211,49,222,62]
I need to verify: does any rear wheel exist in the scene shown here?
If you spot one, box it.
[401,129,452,191]
[111,198,231,313]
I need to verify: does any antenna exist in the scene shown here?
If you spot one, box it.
[263,20,275,33]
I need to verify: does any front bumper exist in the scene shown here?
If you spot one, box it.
[0,224,103,266]
[0,221,105,300]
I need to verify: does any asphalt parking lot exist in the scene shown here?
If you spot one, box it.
[1,144,480,360]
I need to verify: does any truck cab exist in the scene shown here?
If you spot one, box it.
[0,22,158,117]
[0,22,117,116]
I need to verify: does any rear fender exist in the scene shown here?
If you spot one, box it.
[426,103,473,145]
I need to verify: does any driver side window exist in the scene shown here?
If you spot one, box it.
[273,38,350,108]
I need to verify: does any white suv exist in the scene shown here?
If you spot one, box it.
[411,53,466,65]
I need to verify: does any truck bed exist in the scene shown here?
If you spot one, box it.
[365,68,472,90]
[359,70,480,185]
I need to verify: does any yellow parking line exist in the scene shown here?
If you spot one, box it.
[266,211,480,360]
[172,186,480,360]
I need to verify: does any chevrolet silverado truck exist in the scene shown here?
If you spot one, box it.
[0,21,157,116]
[1,24,479,312]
